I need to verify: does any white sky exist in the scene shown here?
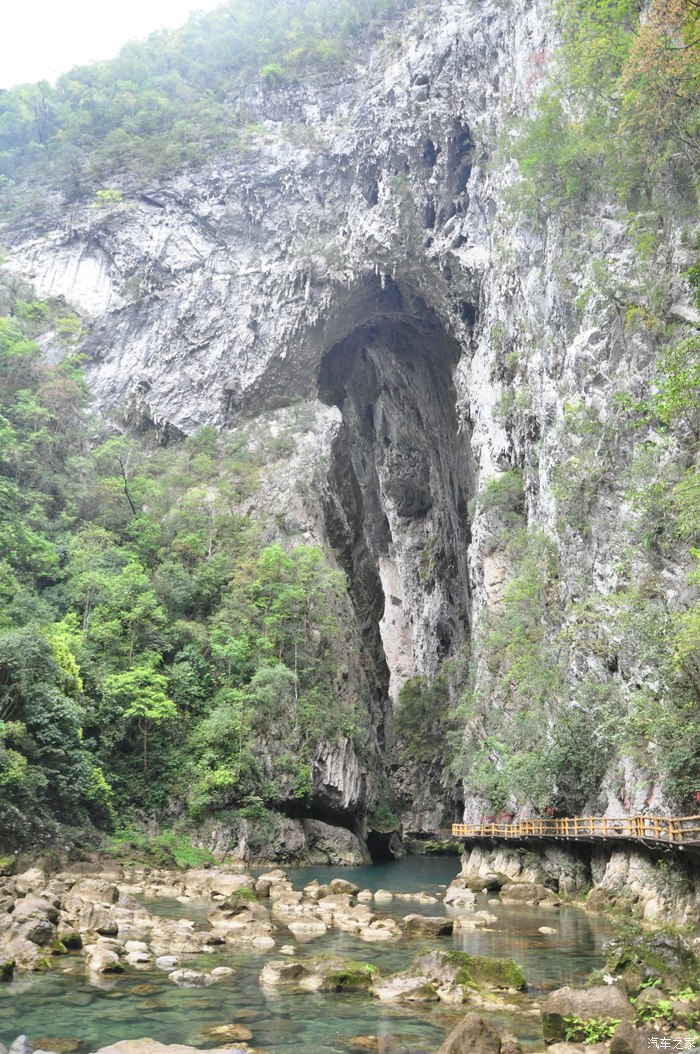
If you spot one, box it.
[1,0,224,89]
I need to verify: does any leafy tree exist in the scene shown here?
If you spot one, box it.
[103,662,176,772]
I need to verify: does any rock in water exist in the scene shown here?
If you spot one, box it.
[435,1012,522,1054]
[541,985,633,1044]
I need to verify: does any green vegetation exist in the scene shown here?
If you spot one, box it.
[106,825,216,868]
[455,952,527,991]
[367,801,399,832]
[452,528,612,813]
[0,273,360,847]
[450,310,700,814]
[509,0,700,215]
[563,1016,620,1044]
[604,918,700,994]
[422,840,461,856]
[632,997,675,1025]
[0,0,417,200]
[321,959,378,991]
[395,675,445,766]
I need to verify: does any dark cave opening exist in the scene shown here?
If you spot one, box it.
[317,282,475,827]
[366,829,399,862]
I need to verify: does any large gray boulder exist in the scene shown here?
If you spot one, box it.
[541,985,633,1044]
[609,1020,662,1054]
[436,1012,522,1054]
[500,882,559,906]
[402,914,453,936]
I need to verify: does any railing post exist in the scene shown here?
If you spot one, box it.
[654,817,660,841]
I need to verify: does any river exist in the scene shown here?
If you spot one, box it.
[3,856,615,1053]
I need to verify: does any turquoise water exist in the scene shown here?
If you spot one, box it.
[3,858,614,1053]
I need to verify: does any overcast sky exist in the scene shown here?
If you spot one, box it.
[2,0,224,89]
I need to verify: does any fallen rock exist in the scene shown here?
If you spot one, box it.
[33,1037,83,1053]
[210,966,235,979]
[288,918,327,939]
[436,1011,522,1054]
[541,985,633,1044]
[200,1024,253,1042]
[444,880,477,909]
[609,1019,656,1054]
[423,950,525,991]
[359,918,402,942]
[9,1038,34,1054]
[453,913,495,933]
[372,975,439,1003]
[85,941,123,975]
[328,878,360,896]
[402,914,453,937]
[71,880,119,905]
[259,960,308,986]
[500,883,559,906]
[464,874,506,892]
[298,957,377,993]
[168,969,214,987]
[604,926,700,993]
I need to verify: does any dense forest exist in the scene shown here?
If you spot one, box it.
[0,271,366,856]
[0,0,415,205]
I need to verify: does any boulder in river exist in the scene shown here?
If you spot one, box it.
[168,968,214,987]
[499,882,559,906]
[372,974,440,1003]
[415,950,526,991]
[435,1011,522,1054]
[444,879,477,909]
[402,914,453,937]
[541,984,633,1044]
[377,949,526,1005]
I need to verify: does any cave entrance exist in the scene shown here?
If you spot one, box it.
[317,281,474,781]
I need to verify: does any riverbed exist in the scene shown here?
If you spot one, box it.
[3,857,615,1053]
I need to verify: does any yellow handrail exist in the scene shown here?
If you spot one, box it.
[451,815,700,845]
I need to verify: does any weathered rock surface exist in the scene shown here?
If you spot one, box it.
[402,914,453,937]
[436,1012,522,1054]
[500,883,559,907]
[541,985,633,1044]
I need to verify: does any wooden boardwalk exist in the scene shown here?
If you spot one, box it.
[451,815,700,848]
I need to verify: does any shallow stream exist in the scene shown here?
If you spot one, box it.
[3,857,614,1053]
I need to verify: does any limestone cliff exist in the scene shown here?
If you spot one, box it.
[2,0,698,852]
